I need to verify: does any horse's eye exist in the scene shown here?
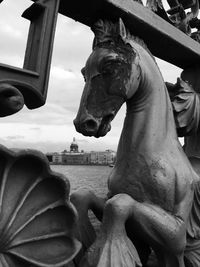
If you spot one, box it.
[100,59,122,75]
[100,60,119,74]
[101,63,113,74]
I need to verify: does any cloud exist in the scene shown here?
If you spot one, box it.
[52,16,93,71]
[0,0,30,67]
[0,122,120,153]
[0,139,70,154]
[76,139,90,144]
[0,0,184,153]
[47,68,84,114]
[5,135,24,140]
[157,58,182,82]
[51,66,77,80]
[30,127,40,131]
[0,23,22,38]
[0,104,74,126]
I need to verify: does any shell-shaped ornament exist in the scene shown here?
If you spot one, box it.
[0,146,81,266]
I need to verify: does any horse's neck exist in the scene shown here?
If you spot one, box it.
[117,57,177,159]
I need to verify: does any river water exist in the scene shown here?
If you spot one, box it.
[51,165,158,266]
[51,165,110,234]
[51,165,111,197]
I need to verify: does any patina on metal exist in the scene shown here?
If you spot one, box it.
[1,0,200,266]
[0,0,60,110]
[73,19,200,267]
[0,1,82,266]
[0,145,81,266]
[55,0,200,68]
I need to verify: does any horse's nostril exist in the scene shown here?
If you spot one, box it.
[84,119,98,131]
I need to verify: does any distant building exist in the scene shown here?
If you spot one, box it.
[83,152,91,164]
[70,137,79,153]
[46,138,116,165]
[62,152,85,165]
[61,137,84,165]
[90,150,116,165]
[52,153,62,164]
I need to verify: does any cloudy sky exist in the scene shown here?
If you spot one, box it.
[0,0,182,153]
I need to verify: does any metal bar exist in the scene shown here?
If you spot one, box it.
[54,0,200,68]
[0,0,60,109]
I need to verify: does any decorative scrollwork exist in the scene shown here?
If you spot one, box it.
[145,0,200,41]
[0,83,24,117]
[0,0,60,110]
[0,145,81,266]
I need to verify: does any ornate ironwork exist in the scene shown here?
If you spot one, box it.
[0,145,81,266]
[1,0,200,266]
[0,0,60,111]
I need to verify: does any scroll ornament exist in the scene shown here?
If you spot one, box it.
[0,146,81,266]
[145,0,200,41]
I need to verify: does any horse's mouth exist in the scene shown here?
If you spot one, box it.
[95,121,111,138]
[94,114,114,137]
[74,113,114,137]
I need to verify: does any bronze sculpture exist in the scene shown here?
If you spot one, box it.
[73,18,200,267]
[146,0,200,38]
[0,1,82,265]
[0,146,81,266]
[1,0,200,266]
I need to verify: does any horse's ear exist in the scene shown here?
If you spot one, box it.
[117,18,127,41]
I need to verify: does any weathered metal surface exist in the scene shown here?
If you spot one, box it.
[55,0,200,68]
[73,19,200,266]
[0,83,24,117]
[0,145,81,266]
[0,0,60,109]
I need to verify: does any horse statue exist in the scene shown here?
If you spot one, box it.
[72,18,200,267]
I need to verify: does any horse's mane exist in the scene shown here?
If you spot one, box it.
[130,36,150,53]
[91,19,153,58]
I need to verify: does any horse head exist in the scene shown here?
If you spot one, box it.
[74,19,141,137]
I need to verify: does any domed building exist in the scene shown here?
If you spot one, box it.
[47,137,116,165]
[70,137,79,153]
[61,138,86,165]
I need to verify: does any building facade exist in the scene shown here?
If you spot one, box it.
[46,152,62,164]
[62,152,85,165]
[90,150,116,165]
[47,138,116,165]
